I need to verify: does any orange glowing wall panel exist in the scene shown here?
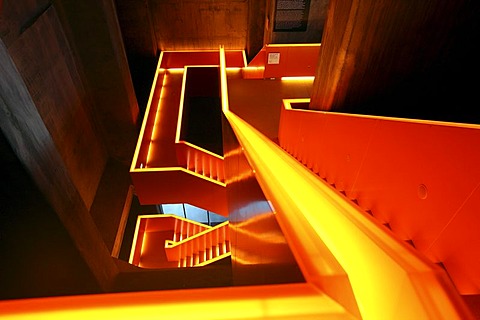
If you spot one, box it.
[226,109,473,319]
[160,50,245,69]
[263,44,320,78]
[278,100,480,294]
[130,170,228,216]
[247,47,266,67]
[225,51,246,68]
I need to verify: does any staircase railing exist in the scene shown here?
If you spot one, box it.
[165,221,230,267]
[175,141,225,183]
[129,214,215,267]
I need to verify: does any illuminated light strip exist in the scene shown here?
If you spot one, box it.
[283,98,311,110]
[166,68,185,73]
[224,111,472,320]
[175,67,189,143]
[280,76,315,81]
[164,221,228,247]
[184,64,218,68]
[241,50,248,68]
[131,166,226,186]
[284,98,480,128]
[129,215,144,264]
[162,49,220,53]
[145,72,168,167]
[132,214,215,267]
[130,56,164,171]
[219,45,229,113]
[195,252,231,267]
[243,66,265,70]
[158,51,164,69]
[138,214,212,230]
[266,43,321,47]
[180,141,224,159]
[0,283,355,319]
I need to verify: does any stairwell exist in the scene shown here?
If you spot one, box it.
[129,214,231,269]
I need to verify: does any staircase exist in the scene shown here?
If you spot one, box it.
[165,220,230,267]
[129,214,230,268]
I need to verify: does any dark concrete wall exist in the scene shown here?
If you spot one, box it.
[0,131,101,299]
[310,0,480,124]
[267,0,329,44]
[0,0,141,294]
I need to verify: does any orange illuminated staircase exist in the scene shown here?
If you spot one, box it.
[165,220,230,267]
[1,46,477,320]
[129,214,230,269]
[128,50,247,216]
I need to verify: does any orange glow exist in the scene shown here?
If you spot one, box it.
[280,76,315,81]
[243,66,265,70]
[129,214,228,268]
[0,283,356,320]
[241,50,248,68]
[266,43,321,47]
[163,220,230,266]
[119,47,476,320]
[224,110,473,319]
[180,141,224,160]
[165,67,185,73]
[130,61,163,171]
[219,46,230,113]
[279,98,480,294]
[146,73,168,167]
[175,141,225,182]
[175,68,188,143]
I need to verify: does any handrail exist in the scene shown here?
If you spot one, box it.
[165,221,230,266]
[129,214,212,266]
[175,141,225,183]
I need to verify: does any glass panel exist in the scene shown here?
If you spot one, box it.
[161,203,185,218]
[184,204,208,224]
[209,211,228,225]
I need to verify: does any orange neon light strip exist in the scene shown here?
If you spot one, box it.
[280,76,315,81]
[266,43,321,47]
[145,73,168,167]
[178,141,224,160]
[130,57,164,171]
[219,46,230,113]
[0,283,354,319]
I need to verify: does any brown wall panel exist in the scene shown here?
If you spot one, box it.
[150,0,248,50]
[0,131,101,300]
[0,0,52,47]
[114,0,157,58]
[310,0,480,124]
[54,0,140,164]
[7,6,107,210]
[1,36,118,292]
